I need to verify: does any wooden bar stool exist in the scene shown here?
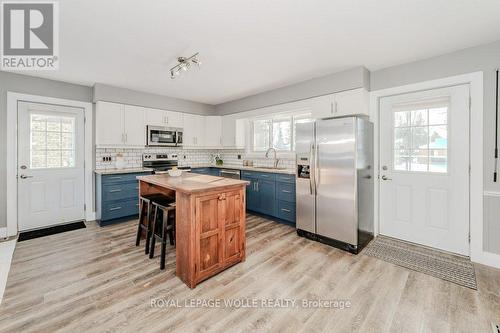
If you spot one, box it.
[135,194,166,254]
[149,196,176,270]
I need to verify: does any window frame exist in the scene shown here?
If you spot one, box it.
[248,111,312,156]
[391,99,449,174]
[29,112,78,170]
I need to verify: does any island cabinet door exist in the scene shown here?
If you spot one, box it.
[195,193,224,281]
[220,189,245,266]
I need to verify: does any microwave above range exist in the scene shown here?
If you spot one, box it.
[146,126,183,147]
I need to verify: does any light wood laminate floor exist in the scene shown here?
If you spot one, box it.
[0,215,498,332]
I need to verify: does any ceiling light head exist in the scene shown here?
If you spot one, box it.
[169,52,201,79]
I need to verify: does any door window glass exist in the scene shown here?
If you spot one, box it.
[393,105,448,173]
[30,113,76,168]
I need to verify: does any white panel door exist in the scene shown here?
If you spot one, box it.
[146,108,165,126]
[379,85,470,255]
[221,115,235,147]
[205,116,222,147]
[95,101,123,146]
[17,102,85,231]
[334,88,369,117]
[123,105,146,146]
[165,110,183,128]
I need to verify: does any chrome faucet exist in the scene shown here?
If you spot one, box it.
[265,148,280,168]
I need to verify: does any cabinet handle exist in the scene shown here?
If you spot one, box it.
[108,176,122,180]
[256,182,259,192]
[281,208,291,213]
[109,207,122,211]
[109,189,122,193]
[334,101,338,114]
[330,102,334,114]
[218,194,226,201]
[282,190,291,193]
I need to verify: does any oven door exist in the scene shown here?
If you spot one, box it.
[147,126,177,146]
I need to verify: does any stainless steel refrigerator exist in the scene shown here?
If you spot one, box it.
[295,116,373,254]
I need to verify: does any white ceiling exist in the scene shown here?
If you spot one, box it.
[11,0,500,104]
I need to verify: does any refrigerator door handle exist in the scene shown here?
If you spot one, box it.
[309,143,315,195]
[315,143,320,191]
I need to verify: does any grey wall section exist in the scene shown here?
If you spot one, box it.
[93,83,216,115]
[215,66,370,115]
[371,40,500,254]
[0,71,93,229]
[371,40,500,193]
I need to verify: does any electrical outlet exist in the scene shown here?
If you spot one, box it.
[237,154,242,159]
[102,156,112,162]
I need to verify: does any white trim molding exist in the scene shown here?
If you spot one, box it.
[369,72,500,269]
[483,190,500,197]
[0,228,6,239]
[6,92,94,237]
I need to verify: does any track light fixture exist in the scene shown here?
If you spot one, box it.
[170,52,201,79]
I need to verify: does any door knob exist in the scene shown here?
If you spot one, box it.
[381,175,392,181]
[19,174,33,179]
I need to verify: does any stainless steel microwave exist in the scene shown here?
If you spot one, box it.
[146,126,183,147]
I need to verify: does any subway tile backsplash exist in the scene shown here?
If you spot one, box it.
[95,148,295,171]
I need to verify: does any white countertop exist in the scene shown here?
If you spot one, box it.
[94,165,295,176]
[94,168,153,175]
[193,164,295,175]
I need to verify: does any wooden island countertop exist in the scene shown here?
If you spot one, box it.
[136,173,249,194]
[137,173,249,288]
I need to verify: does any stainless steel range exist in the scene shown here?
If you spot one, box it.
[142,154,191,174]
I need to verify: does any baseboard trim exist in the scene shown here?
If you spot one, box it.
[472,251,500,269]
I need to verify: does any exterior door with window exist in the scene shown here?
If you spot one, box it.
[17,102,85,231]
[379,85,470,255]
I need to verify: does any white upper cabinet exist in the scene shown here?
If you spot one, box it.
[333,88,369,117]
[123,105,146,147]
[311,88,369,119]
[205,116,222,148]
[146,108,183,128]
[183,113,206,148]
[222,115,245,149]
[96,101,146,147]
[96,102,124,146]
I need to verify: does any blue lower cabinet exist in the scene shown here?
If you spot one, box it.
[242,177,259,211]
[242,170,295,225]
[276,200,296,223]
[191,167,220,176]
[96,171,152,226]
[255,179,275,216]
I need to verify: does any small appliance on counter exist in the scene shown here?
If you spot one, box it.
[142,154,190,174]
[295,116,374,254]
